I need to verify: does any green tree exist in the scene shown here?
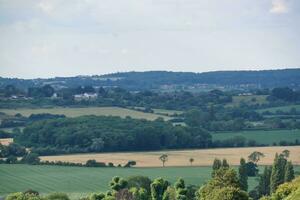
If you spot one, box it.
[248,151,265,164]
[189,158,194,166]
[21,153,40,165]
[159,154,168,167]
[89,193,106,200]
[126,176,152,194]
[238,158,248,191]
[270,153,287,193]
[211,158,222,177]
[109,176,128,192]
[130,187,148,200]
[222,159,230,169]
[198,168,248,200]
[257,166,272,197]
[45,193,70,200]
[174,178,188,200]
[150,178,169,200]
[281,149,290,159]
[284,161,295,182]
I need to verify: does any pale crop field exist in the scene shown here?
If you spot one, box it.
[0,138,13,146]
[0,107,171,121]
[41,146,300,167]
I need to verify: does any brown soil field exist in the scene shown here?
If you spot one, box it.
[0,138,13,146]
[41,146,300,167]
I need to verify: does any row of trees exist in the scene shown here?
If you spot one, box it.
[15,116,212,155]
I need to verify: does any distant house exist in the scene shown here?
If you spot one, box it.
[74,93,98,101]
[51,93,59,99]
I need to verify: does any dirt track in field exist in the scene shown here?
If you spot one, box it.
[41,146,300,167]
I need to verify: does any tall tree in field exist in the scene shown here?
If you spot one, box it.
[150,178,169,200]
[248,151,265,164]
[270,153,287,193]
[284,161,295,182]
[189,158,194,166]
[257,166,272,197]
[282,149,290,159]
[212,158,222,177]
[238,158,248,191]
[159,154,168,167]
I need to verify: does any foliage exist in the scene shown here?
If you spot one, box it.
[174,178,188,200]
[45,193,70,200]
[16,116,212,155]
[126,176,152,193]
[150,178,169,200]
[109,176,128,192]
[248,151,265,163]
[239,158,248,191]
[159,154,168,167]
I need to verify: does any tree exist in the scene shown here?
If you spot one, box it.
[21,153,40,165]
[109,176,128,192]
[270,153,287,193]
[222,159,229,169]
[159,154,168,167]
[127,176,152,193]
[89,138,105,152]
[45,193,70,200]
[248,151,265,163]
[238,158,248,191]
[130,187,148,200]
[284,161,295,182]
[281,149,290,159]
[174,178,188,200]
[189,158,194,166]
[257,166,272,197]
[197,168,248,200]
[212,158,222,177]
[150,178,169,200]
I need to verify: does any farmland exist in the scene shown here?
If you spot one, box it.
[212,129,300,145]
[40,146,300,167]
[0,164,287,198]
[257,104,300,113]
[226,95,268,107]
[0,107,171,121]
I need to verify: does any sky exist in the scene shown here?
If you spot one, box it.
[0,0,299,78]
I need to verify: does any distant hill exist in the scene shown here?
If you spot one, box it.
[1,68,300,91]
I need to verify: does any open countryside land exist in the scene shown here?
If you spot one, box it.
[212,129,300,145]
[0,164,279,198]
[41,146,300,167]
[0,106,171,121]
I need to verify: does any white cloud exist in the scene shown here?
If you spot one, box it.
[270,0,288,14]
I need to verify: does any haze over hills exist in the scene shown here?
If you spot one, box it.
[1,68,300,91]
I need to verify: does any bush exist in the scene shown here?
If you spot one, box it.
[45,193,70,200]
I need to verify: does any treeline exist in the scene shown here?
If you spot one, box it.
[15,116,211,155]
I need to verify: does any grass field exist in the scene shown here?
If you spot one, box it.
[41,146,300,167]
[0,107,171,121]
[226,95,268,107]
[212,129,300,145]
[0,164,283,198]
[257,104,300,113]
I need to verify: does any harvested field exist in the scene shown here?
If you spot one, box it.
[0,138,13,146]
[41,146,300,167]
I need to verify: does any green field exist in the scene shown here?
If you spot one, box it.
[226,95,268,107]
[212,129,300,145]
[0,107,171,121]
[0,164,267,198]
[257,104,300,113]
